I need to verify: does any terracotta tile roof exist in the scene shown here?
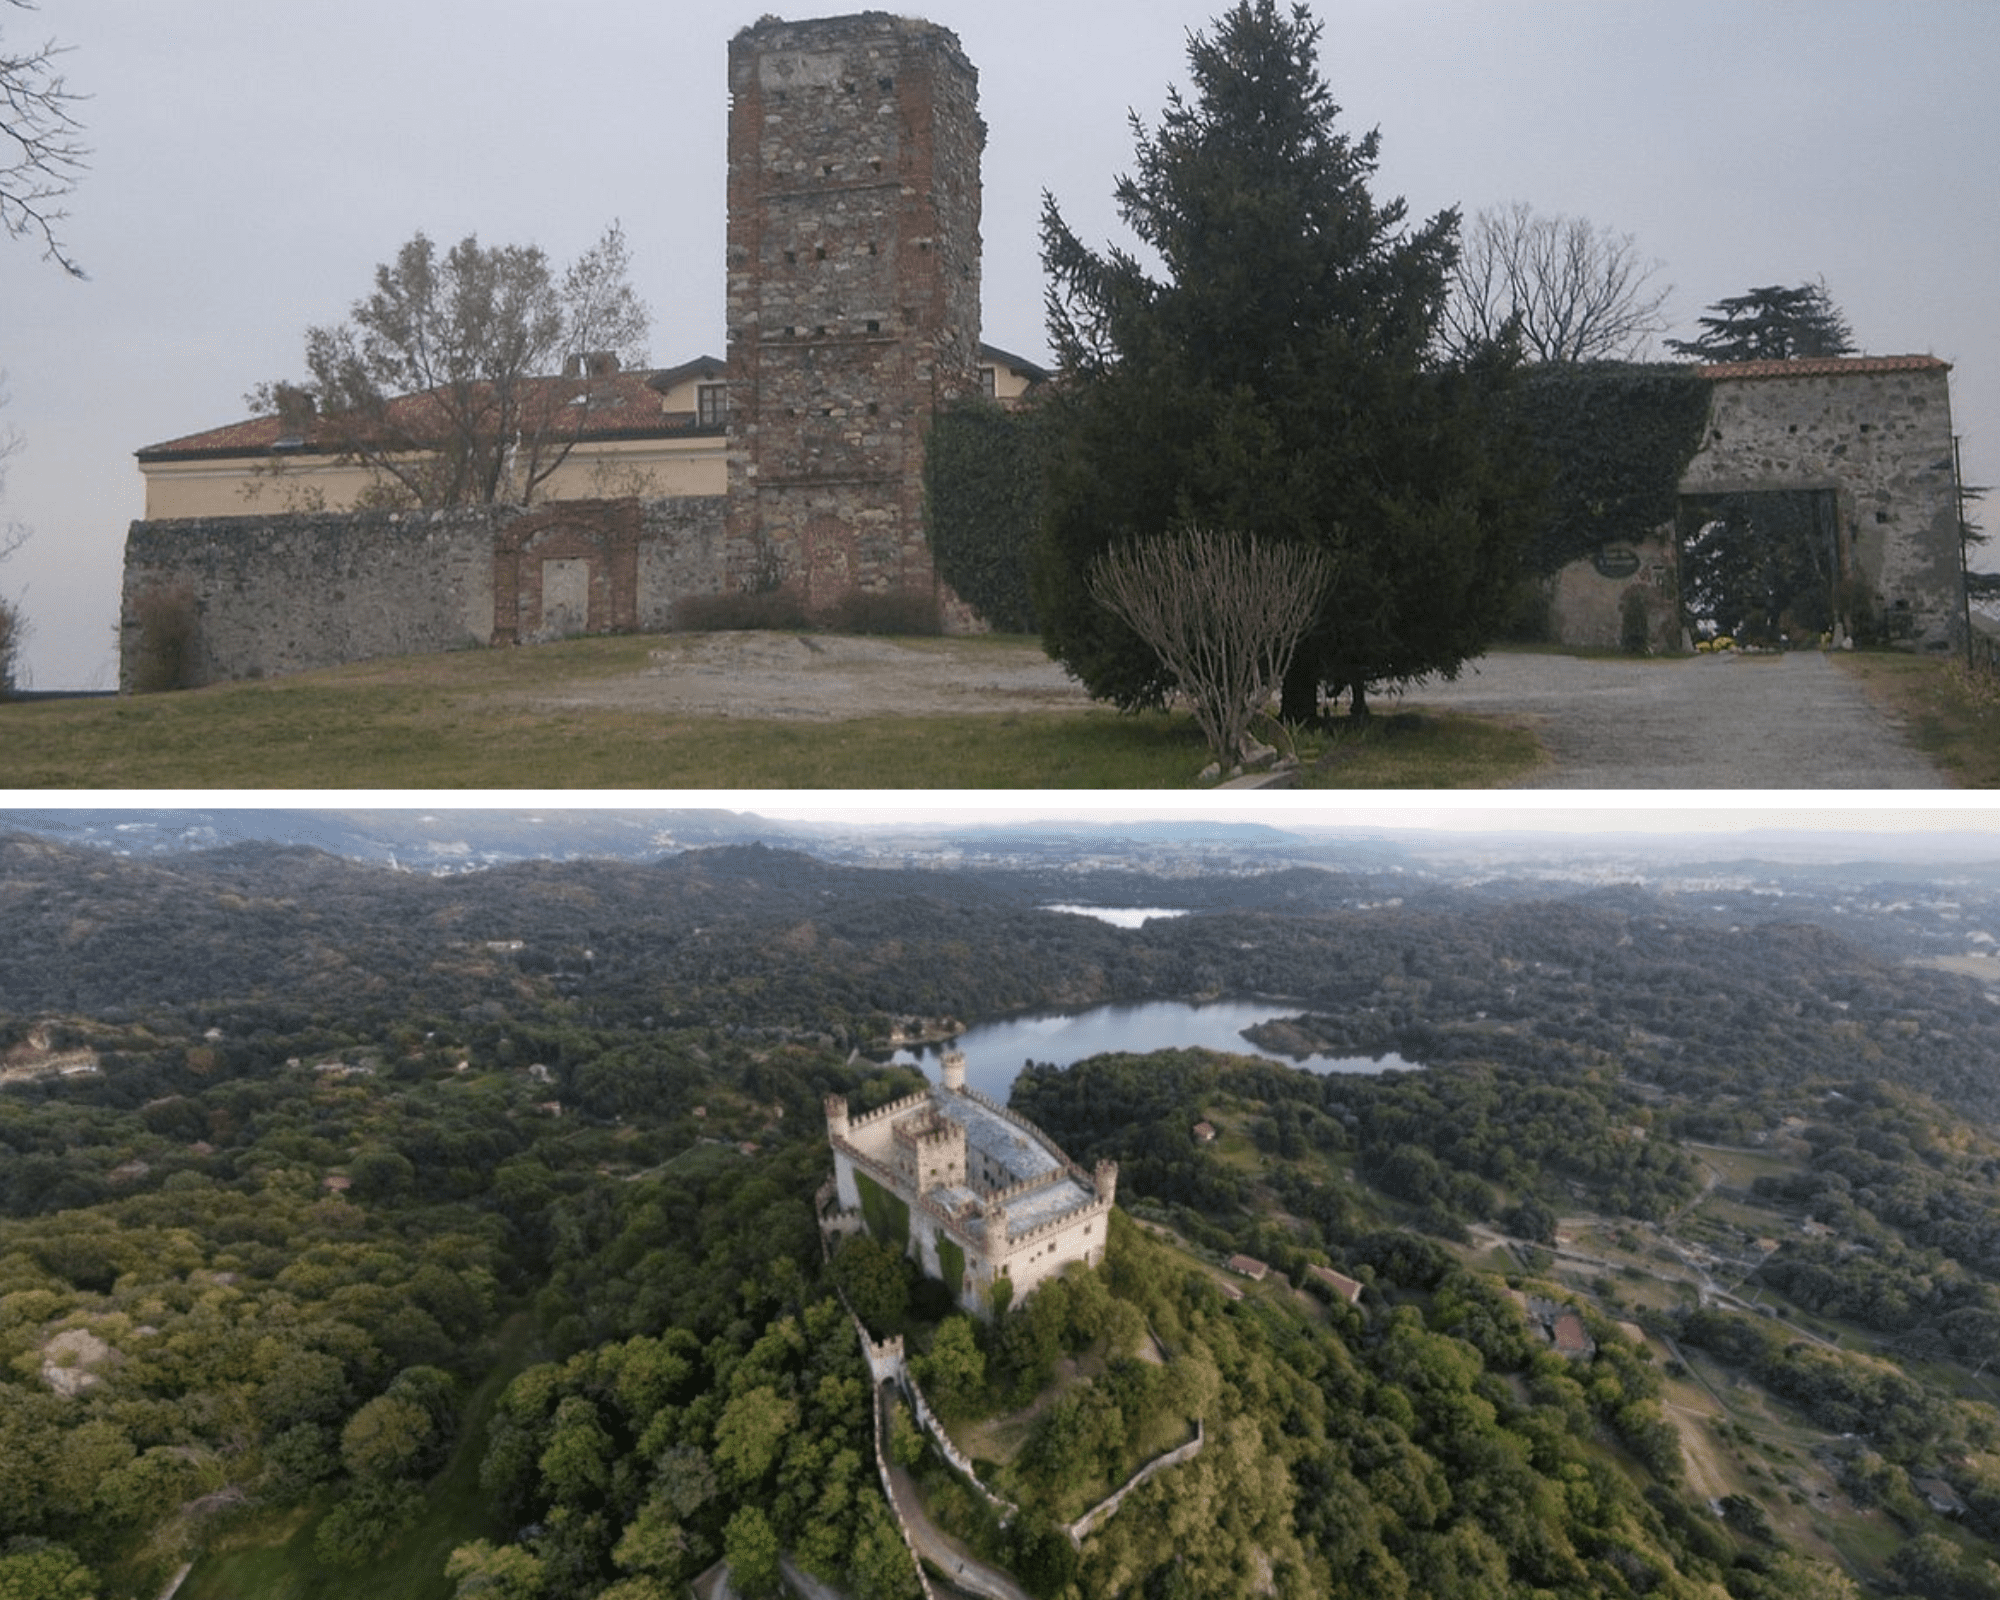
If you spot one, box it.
[1307,1264,1363,1304]
[1226,1253,1269,1280]
[1550,1310,1595,1356]
[138,362,727,461]
[1694,354,1949,381]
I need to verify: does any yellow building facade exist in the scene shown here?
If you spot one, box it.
[136,345,1045,521]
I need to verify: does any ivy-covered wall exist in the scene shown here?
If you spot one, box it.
[1513,363,1714,576]
[934,1229,966,1300]
[854,1169,910,1251]
[922,399,1054,634]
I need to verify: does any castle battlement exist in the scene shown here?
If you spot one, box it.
[847,1087,934,1133]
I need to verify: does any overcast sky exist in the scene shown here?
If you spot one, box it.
[3,0,1995,690]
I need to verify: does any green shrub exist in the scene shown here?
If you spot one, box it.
[821,586,941,636]
[935,1230,966,1300]
[924,398,1053,632]
[854,1169,910,1249]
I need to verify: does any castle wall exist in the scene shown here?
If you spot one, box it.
[992,1198,1110,1301]
[120,496,726,689]
[120,508,495,690]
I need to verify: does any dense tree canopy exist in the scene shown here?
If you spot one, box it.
[1034,0,1539,720]
[7,829,2000,1597]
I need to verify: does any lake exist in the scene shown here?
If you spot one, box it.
[888,998,1414,1102]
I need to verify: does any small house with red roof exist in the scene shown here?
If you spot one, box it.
[1307,1264,1364,1305]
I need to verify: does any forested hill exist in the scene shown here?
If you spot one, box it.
[12,830,2000,1600]
[5,832,2000,1124]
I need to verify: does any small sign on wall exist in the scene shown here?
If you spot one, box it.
[1592,546,1641,579]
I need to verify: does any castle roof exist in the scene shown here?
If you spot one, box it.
[139,345,1037,462]
[926,1089,1062,1185]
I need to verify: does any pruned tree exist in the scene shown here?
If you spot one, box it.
[1441,202,1670,363]
[1,0,88,277]
[253,224,650,508]
[1090,524,1331,764]
[1036,0,1538,723]
[1665,280,1855,361]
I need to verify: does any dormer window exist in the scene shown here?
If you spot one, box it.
[979,366,997,399]
[697,384,729,427]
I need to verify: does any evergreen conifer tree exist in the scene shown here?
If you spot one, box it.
[1665,280,1856,361]
[1034,0,1538,719]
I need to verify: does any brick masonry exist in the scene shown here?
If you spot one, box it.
[724,13,983,613]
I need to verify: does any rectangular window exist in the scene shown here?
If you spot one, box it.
[979,366,997,399]
[697,384,729,428]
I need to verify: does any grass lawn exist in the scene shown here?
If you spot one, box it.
[0,634,1543,788]
[180,1312,540,1600]
[1833,649,2000,785]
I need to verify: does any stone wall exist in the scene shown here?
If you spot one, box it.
[1678,359,1961,649]
[120,496,725,689]
[1545,529,1680,652]
[1067,1419,1206,1547]
[1546,358,1964,652]
[724,13,982,616]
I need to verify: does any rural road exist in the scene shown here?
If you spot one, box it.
[1398,649,1946,788]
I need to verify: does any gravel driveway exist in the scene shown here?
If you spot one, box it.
[541,633,1945,787]
[1396,650,1946,788]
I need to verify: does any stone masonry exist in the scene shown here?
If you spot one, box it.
[724,13,983,615]
[119,497,724,689]
[1549,356,1964,651]
[1679,357,1962,650]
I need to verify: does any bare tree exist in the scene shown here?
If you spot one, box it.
[1089,525,1332,766]
[251,224,650,508]
[1442,202,1669,363]
[2,0,88,277]
[0,381,27,694]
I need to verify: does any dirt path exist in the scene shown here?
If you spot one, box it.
[1396,649,1946,787]
[877,1381,1035,1600]
[534,632,1092,721]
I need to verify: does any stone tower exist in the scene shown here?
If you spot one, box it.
[723,12,983,618]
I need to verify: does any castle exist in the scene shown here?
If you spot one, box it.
[121,13,1969,685]
[824,1050,1117,1316]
